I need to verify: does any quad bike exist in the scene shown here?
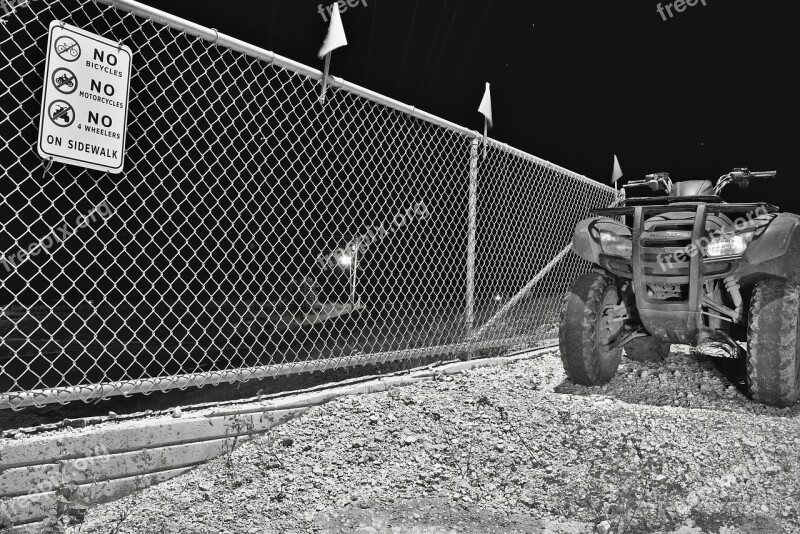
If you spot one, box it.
[559,168,800,407]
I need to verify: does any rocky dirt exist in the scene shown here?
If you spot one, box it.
[66,347,800,534]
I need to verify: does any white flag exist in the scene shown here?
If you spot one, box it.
[318,3,348,59]
[478,82,493,128]
[612,154,623,183]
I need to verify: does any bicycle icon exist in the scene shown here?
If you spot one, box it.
[51,68,77,95]
[54,36,81,62]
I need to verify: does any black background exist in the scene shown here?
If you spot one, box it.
[143,0,798,210]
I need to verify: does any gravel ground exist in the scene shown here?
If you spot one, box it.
[66,347,800,534]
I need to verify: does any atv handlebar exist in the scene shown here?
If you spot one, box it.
[623,172,673,194]
[623,168,775,198]
[714,168,777,195]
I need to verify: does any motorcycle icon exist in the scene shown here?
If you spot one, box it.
[51,68,77,94]
[55,73,74,88]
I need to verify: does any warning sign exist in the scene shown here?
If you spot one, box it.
[38,21,132,174]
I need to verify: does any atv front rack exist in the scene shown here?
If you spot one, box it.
[625,195,724,206]
[592,202,778,218]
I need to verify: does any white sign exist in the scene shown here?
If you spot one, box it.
[38,21,132,174]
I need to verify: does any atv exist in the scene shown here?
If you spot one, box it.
[559,168,800,407]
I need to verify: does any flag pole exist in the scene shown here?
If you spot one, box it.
[319,52,331,104]
[478,82,492,159]
[318,2,347,104]
[482,117,488,158]
[612,154,623,191]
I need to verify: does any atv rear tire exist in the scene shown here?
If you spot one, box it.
[559,272,623,386]
[746,278,800,407]
[624,337,671,363]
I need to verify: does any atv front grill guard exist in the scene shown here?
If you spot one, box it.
[594,203,776,345]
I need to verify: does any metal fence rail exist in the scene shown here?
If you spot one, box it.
[0,0,619,410]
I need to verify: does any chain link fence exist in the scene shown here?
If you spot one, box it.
[0,0,619,410]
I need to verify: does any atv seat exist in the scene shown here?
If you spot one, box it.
[671,180,714,197]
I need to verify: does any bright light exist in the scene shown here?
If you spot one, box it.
[494,294,502,302]
[599,231,632,258]
[706,232,753,257]
[338,254,352,266]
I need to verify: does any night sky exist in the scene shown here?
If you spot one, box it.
[140,0,797,211]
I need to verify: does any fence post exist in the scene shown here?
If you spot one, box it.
[465,137,480,339]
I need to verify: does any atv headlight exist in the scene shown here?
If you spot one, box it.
[598,231,632,258]
[706,231,755,257]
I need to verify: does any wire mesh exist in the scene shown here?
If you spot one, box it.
[0,0,619,410]
[469,140,620,343]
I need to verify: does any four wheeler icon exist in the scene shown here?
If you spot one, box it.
[51,104,72,125]
[53,106,69,122]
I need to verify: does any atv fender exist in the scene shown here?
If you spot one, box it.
[572,217,631,264]
[744,213,800,265]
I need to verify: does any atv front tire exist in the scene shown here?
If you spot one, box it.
[624,337,671,363]
[746,278,800,407]
[559,272,623,386]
